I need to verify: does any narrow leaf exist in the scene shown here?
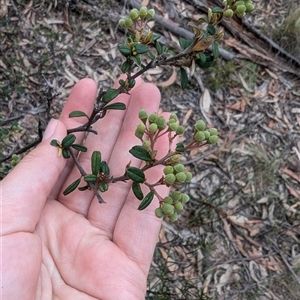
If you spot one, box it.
[180,67,189,89]
[207,24,216,35]
[132,182,144,200]
[69,111,89,119]
[131,55,141,66]
[126,167,145,183]
[99,183,108,192]
[62,134,76,147]
[71,144,87,152]
[103,102,126,110]
[84,174,97,183]
[138,191,154,210]
[91,151,101,175]
[121,60,131,73]
[102,89,120,103]
[99,161,110,175]
[212,42,219,59]
[155,41,162,55]
[62,148,71,159]
[179,37,193,50]
[129,145,152,162]
[63,178,81,195]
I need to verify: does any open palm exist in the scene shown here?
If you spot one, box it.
[2,78,170,299]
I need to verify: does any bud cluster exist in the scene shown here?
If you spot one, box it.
[223,0,255,18]
[163,164,192,185]
[135,110,185,143]
[119,6,155,29]
[193,120,219,144]
[155,191,190,222]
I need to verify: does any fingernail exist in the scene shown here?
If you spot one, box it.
[43,119,58,140]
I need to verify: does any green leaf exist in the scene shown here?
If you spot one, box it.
[71,144,87,152]
[197,17,209,24]
[175,143,185,152]
[147,51,155,60]
[103,102,126,110]
[99,161,110,175]
[196,55,215,68]
[118,44,131,56]
[91,151,101,175]
[152,34,161,41]
[62,148,71,159]
[78,186,89,191]
[212,42,219,59]
[126,167,145,183]
[199,52,206,63]
[131,55,141,66]
[129,145,152,162]
[155,41,162,55]
[162,45,169,53]
[180,67,189,89]
[102,89,120,103]
[135,43,148,54]
[121,60,132,73]
[69,111,89,119]
[179,37,193,50]
[138,191,154,210]
[50,139,59,147]
[207,24,216,35]
[99,183,108,192]
[62,134,76,147]
[63,178,81,195]
[132,182,144,200]
[212,7,223,13]
[84,174,97,183]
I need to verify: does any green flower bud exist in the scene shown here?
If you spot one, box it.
[149,123,158,133]
[146,8,155,19]
[245,3,254,12]
[155,116,167,130]
[174,163,185,173]
[148,113,158,124]
[169,113,178,122]
[119,18,126,27]
[236,12,246,18]
[203,130,210,139]
[142,140,151,149]
[135,123,146,139]
[181,193,190,203]
[165,173,176,185]
[130,8,139,21]
[209,128,218,136]
[139,6,148,18]
[168,122,179,132]
[139,109,148,123]
[174,202,184,211]
[236,5,246,14]
[169,211,178,222]
[224,9,234,18]
[195,120,206,131]
[176,172,187,183]
[155,207,164,218]
[161,203,174,216]
[124,17,133,27]
[208,135,219,144]
[170,191,182,202]
[194,131,206,142]
[185,171,193,182]
[163,166,174,175]
[163,196,173,204]
[176,125,185,135]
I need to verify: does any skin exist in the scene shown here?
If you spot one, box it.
[1,78,172,299]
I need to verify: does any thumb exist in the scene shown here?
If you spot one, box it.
[2,119,68,235]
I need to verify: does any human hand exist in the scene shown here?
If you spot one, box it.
[2,78,170,299]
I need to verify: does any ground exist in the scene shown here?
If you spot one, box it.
[1,0,300,299]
